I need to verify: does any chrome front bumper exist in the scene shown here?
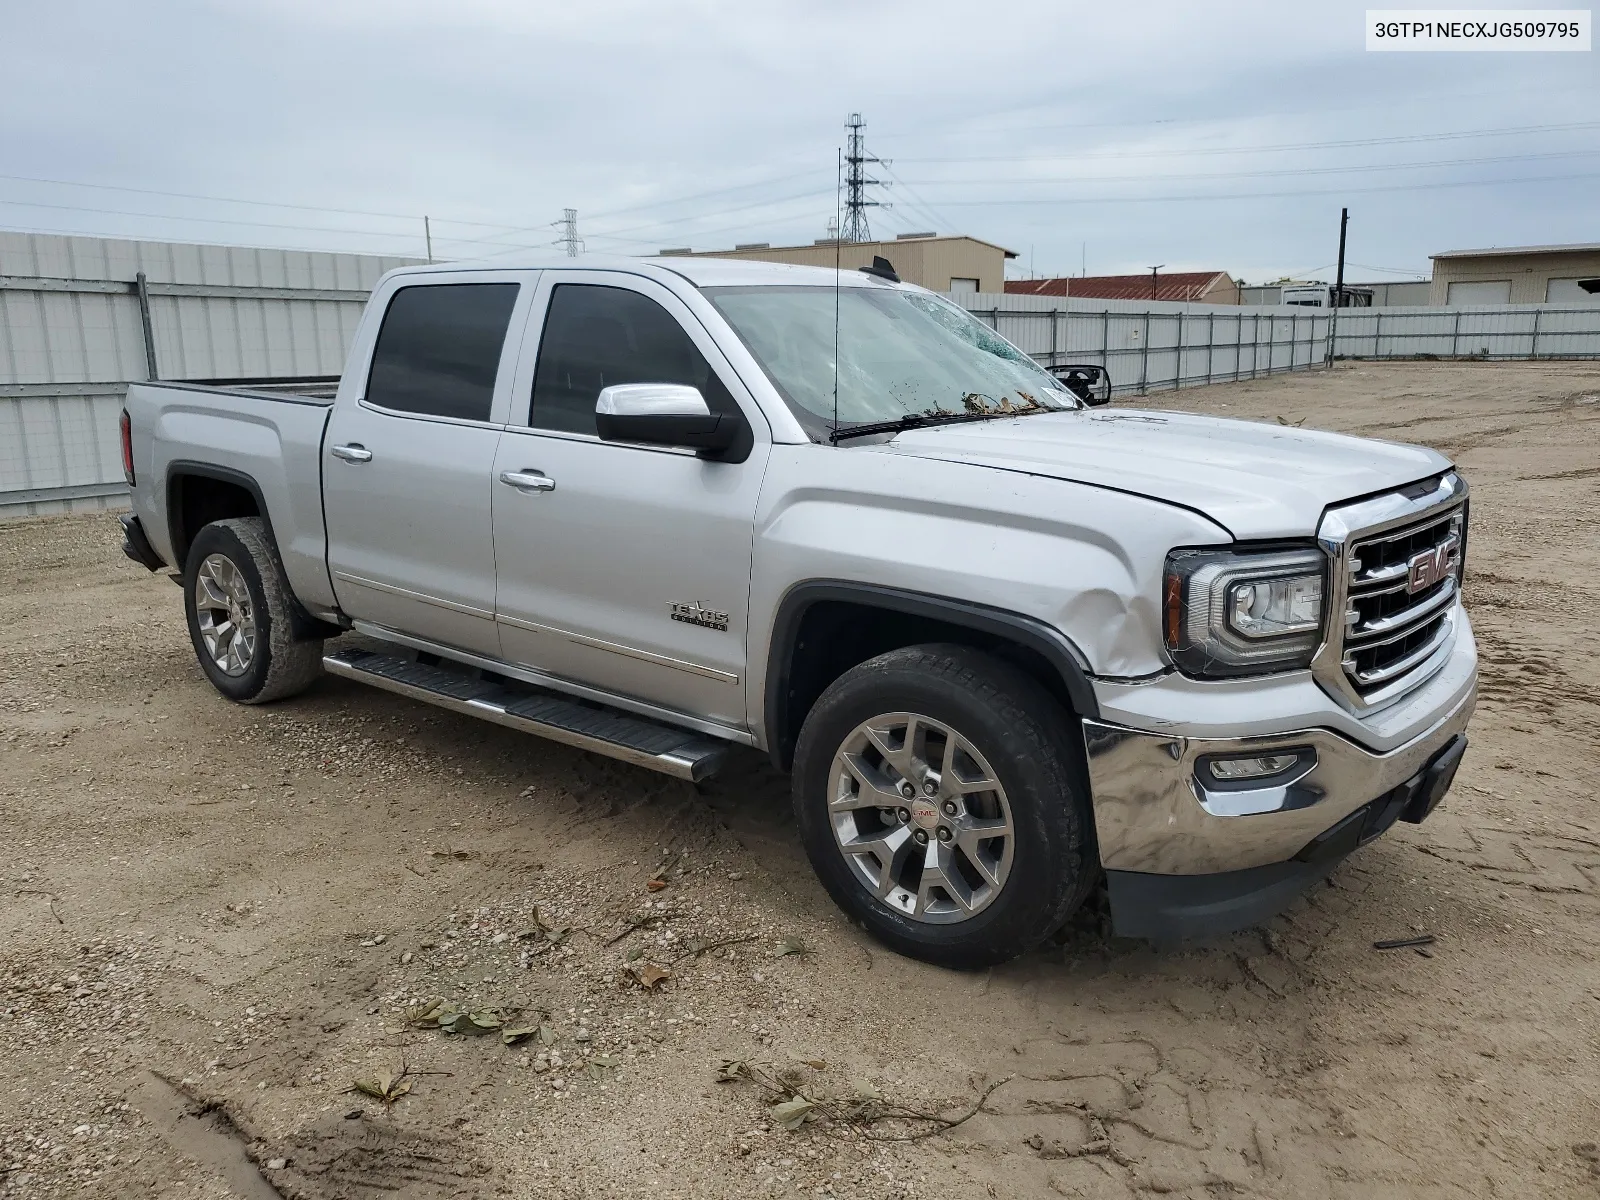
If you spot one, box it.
[1084,653,1477,877]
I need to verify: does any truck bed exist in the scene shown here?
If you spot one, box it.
[123,378,341,612]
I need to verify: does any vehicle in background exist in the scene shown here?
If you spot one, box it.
[118,253,1475,967]
[1049,363,1112,405]
[1281,283,1375,308]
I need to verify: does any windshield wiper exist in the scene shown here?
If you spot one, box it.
[828,406,1042,443]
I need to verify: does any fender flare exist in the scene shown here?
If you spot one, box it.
[165,460,273,567]
[165,461,335,641]
[764,580,1100,770]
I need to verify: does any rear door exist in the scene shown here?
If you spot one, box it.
[489,271,770,728]
[323,273,533,656]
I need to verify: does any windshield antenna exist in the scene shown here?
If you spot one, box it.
[832,143,842,440]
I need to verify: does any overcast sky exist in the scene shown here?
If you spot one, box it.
[2,0,1595,282]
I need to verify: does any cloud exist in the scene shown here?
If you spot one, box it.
[0,0,1592,280]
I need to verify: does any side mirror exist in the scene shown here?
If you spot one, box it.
[595,384,742,454]
[1052,364,1112,406]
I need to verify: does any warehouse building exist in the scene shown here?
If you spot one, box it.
[659,233,1016,294]
[1430,243,1600,305]
[1007,271,1241,305]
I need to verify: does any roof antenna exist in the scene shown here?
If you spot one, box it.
[832,144,842,441]
[859,256,898,283]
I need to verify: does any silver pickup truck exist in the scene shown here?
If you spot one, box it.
[118,254,1476,967]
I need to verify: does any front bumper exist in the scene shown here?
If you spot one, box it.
[1082,616,1476,939]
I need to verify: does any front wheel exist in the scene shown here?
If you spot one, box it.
[183,517,323,704]
[792,644,1097,969]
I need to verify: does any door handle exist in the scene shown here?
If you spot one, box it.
[331,443,373,463]
[499,469,556,493]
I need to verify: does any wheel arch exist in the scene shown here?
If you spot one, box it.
[166,462,269,571]
[764,581,1099,771]
[167,465,337,642]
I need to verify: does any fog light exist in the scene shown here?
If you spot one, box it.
[1208,754,1300,782]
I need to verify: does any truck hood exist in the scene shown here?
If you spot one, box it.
[879,408,1452,540]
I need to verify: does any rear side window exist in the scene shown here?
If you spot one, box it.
[365,282,519,422]
[529,284,734,435]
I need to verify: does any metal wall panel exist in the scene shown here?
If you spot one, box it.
[1330,304,1600,360]
[0,232,421,517]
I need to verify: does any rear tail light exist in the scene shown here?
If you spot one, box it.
[119,409,135,486]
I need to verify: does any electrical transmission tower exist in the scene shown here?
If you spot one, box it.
[841,113,889,242]
[552,208,584,257]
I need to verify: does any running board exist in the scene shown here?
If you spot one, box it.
[322,648,729,782]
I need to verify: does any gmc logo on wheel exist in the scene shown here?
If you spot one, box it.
[1407,542,1458,594]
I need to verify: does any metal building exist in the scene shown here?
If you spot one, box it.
[660,234,1016,295]
[1429,243,1600,305]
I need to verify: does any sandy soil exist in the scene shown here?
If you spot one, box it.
[2,360,1598,1199]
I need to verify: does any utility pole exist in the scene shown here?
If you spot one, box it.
[552,208,584,257]
[842,113,889,242]
[424,215,433,263]
[1333,207,1349,307]
[1328,207,1350,366]
[1149,265,1165,301]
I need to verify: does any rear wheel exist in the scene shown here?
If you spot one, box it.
[792,644,1096,969]
[183,517,323,704]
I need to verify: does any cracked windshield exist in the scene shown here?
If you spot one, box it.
[707,285,1077,436]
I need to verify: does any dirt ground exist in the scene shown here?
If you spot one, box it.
[1,360,1598,1200]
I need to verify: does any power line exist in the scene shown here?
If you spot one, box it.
[0,220,428,260]
[872,83,1599,142]
[0,164,834,249]
[900,148,1600,189]
[448,167,833,246]
[0,172,470,225]
[0,194,569,253]
[895,120,1600,164]
[470,188,838,260]
[877,161,956,235]
[923,169,1600,207]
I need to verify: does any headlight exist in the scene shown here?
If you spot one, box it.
[1164,548,1326,677]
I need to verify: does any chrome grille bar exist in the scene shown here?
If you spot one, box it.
[1346,576,1458,644]
[1343,618,1455,687]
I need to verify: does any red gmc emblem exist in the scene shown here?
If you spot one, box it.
[1407,542,1457,594]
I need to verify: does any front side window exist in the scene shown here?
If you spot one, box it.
[529,284,735,435]
[705,285,1076,440]
[365,282,519,422]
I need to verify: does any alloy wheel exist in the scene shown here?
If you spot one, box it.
[193,553,257,677]
[826,711,1015,924]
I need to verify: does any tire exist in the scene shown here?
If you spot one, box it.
[792,644,1096,969]
[183,516,323,704]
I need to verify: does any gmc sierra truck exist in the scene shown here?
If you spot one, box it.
[118,254,1475,967]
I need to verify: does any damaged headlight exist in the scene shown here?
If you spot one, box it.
[1163,548,1326,677]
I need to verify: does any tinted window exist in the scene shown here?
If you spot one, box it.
[529,284,734,435]
[366,283,519,421]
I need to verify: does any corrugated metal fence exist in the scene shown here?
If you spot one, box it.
[952,293,1600,390]
[952,292,1332,396]
[0,232,417,517]
[1329,304,1600,360]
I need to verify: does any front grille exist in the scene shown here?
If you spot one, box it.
[1333,494,1465,702]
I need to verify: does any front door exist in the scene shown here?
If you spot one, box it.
[490,272,769,728]
[323,275,530,656]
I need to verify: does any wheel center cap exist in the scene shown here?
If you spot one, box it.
[909,799,940,830]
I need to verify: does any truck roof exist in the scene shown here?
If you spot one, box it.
[384,253,911,290]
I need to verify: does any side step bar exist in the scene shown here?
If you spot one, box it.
[322,648,729,782]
